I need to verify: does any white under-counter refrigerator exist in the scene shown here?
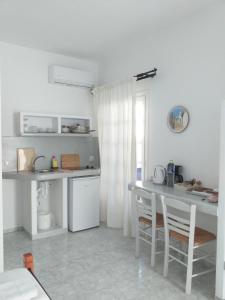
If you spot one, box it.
[68,176,100,232]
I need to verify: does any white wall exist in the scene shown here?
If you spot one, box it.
[0,41,98,137]
[0,41,98,231]
[100,2,225,189]
[0,63,4,271]
[216,100,225,299]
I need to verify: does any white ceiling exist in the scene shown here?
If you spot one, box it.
[0,0,216,60]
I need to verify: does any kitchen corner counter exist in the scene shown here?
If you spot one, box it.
[3,168,101,181]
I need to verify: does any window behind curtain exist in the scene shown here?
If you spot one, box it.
[136,95,146,181]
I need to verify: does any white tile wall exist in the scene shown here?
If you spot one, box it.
[2,136,100,171]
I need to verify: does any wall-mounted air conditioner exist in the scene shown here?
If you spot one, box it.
[48,65,95,88]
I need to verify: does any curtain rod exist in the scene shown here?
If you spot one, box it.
[134,68,157,81]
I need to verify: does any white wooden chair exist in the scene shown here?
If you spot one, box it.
[160,195,216,294]
[134,188,164,267]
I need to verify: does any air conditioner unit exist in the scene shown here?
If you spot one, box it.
[48,65,95,88]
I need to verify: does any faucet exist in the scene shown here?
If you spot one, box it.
[32,155,46,172]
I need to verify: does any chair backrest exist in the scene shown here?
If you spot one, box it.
[160,195,196,241]
[134,188,156,225]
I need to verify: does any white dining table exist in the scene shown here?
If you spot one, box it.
[128,181,218,217]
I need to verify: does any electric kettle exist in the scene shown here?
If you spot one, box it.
[153,165,166,184]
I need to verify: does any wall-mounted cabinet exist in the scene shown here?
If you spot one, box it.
[20,112,93,137]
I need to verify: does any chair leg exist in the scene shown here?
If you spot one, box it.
[135,227,140,258]
[163,233,169,277]
[151,228,157,267]
[185,247,194,294]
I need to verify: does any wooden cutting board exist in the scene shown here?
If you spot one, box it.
[17,148,36,171]
[61,154,80,170]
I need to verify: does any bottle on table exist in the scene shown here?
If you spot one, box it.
[167,160,175,187]
[51,155,58,170]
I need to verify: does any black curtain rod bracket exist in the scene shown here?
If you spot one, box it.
[134,68,157,81]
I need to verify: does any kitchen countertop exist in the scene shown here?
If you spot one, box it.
[3,168,101,181]
[129,180,218,216]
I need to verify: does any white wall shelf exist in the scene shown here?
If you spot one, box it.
[20,112,93,137]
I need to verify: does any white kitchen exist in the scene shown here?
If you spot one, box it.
[0,1,225,300]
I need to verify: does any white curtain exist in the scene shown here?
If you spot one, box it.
[94,79,136,236]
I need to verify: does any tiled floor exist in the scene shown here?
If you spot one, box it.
[4,226,215,300]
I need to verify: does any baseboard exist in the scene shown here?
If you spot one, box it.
[3,226,23,234]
